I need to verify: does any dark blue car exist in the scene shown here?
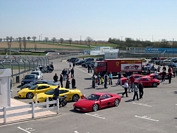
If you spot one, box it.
[21,74,38,86]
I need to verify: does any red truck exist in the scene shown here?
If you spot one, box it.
[94,58,142,76]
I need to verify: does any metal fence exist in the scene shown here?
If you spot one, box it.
[0,56,50,85]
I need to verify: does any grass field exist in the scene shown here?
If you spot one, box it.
[0,41,117,50]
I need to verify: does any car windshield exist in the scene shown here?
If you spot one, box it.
[24,75,35,79]
[87,94,100,100]
[31,72,39,75]
[29,85,37,90]
[45,89,54,95]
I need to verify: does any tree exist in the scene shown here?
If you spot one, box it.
[86,37,93,47]
[23,37,27,51]
[0,38,2,42]
[44,37,48,43]
[18,37,22,51]
[32,36,36,42]
[27,36,31,42]
[68,38,72,45]
[51,37,56,44]
[59,38,64,44]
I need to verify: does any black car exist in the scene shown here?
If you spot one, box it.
[82,61,95,68]
[20,80,59,89]
[75,60,85,65]
[96,58,104,61]
[21,74,38,86]
[84,58,94,62]
[67,58,79,63]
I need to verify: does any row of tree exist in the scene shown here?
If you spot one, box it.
[108,38,177,49]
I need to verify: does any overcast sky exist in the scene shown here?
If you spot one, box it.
[1,0,177,41]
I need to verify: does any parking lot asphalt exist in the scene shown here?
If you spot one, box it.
[3,58,177,133]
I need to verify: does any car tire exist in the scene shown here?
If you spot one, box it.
[92,104,99,112]
[114,99,120,107]
[152,83,157,87]
[26,92,34,99]
[72,94,79,102]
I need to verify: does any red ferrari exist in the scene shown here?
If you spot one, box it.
[120,74,144,85]
[149,72,175,79]
[135,76,160,87]
[73,92,121,112]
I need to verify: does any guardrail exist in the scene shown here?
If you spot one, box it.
[0,98,59,124]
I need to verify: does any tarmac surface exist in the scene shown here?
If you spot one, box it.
[1,58,177,133]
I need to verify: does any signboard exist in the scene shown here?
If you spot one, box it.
[145,48,177,54]
[121,64,142,72]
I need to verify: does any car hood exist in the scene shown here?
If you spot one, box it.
[74,99,96,107]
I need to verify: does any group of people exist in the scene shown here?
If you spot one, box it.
[91,72,113,89]
[122,78,144,101]
[53,64,77,89]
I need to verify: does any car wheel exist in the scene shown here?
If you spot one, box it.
[92,104,99,112]
[26,92,34,99]
[72,94,79,102]
[152,83,157,87]
[114,99,120,107]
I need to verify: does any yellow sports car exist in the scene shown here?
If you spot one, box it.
[33,88,82,103]
[17,84,57,99]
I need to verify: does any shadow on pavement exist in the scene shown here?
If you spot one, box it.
[84,87,95,89]
[96,87,106,90]
[84,78,91,80]
[14,96,21,99]
[174,91,177,94]
[69,109,85,114]
[125,99,134,102]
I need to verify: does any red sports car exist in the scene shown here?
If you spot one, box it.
[120,74,144,85]
[135,76,160,87]
[149,72,175,79]
[73,92,121,112]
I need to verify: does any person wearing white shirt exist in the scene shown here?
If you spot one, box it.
[122,80,129,97]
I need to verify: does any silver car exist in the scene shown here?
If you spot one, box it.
[31,71,43,80]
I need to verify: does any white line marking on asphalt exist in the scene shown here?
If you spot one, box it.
[74,131,90,133]
[17,127,31,133]
[85,113,105,119]
[0,120,33,128]
[133,102,152,107]
[176,104,177,105]
[135,115,159,122]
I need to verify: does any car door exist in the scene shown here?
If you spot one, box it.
[141,78,149,87]
[59,90,69,101]
[36,85,50,93]
[99,94,111,108]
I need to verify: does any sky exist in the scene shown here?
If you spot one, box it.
[0,0,177,42]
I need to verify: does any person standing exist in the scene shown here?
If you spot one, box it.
[71,77,76,89]
[62,68,67,81]
[92,74,96,88]
[108,72,113,85]
[138,81,144,99]
[59,74,63,87]
[97,73,101,85]
[53,73,58,82]
[117,72,122,85]
[53,84,60,100]
[162,71,166,82]
[122,79,129,97]
[71,67,74,78]
[133,83,139,101]
[168,67,172,84]
[104,73,108,88]
[65,78,70,89]
[129,76,135,93]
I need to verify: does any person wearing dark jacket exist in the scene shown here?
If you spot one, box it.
[53,73,58,82]
[53,84,60,100]
[59,74,63,87]
[138,82,144,99]
[71,68,74,78]
[71,77,76,89]
[92,74,96,88]
[65,78,70,89]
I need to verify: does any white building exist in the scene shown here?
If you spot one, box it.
[90,46,119,55]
